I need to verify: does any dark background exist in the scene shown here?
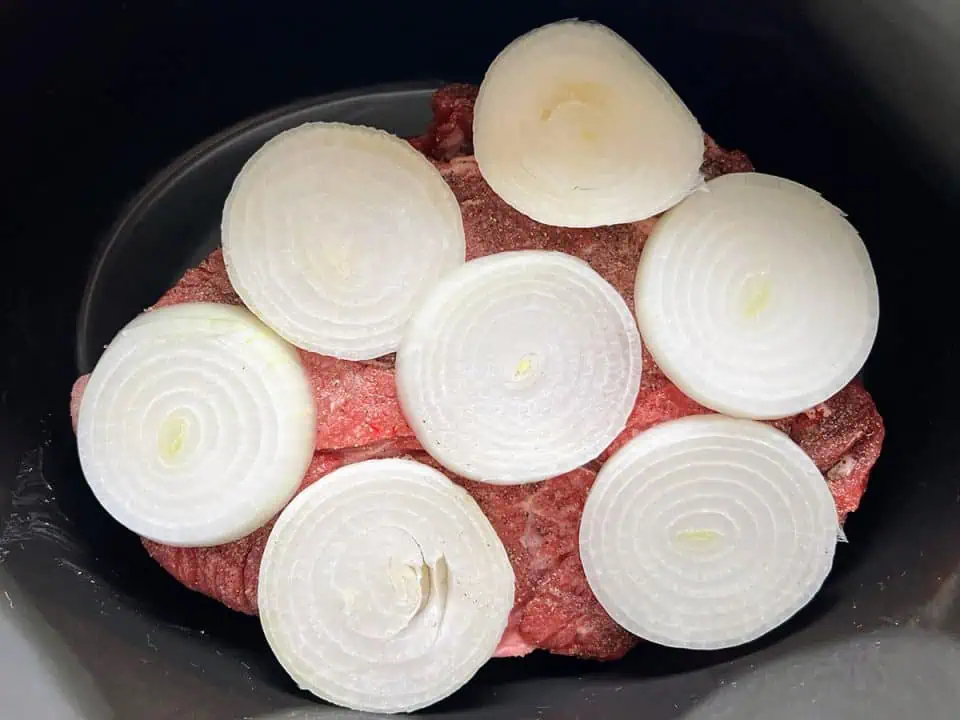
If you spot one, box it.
[1,2,960,718]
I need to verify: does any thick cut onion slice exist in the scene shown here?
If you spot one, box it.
[635,172,879,419]
[396,250,642,484]
[76,303,316,547]
[258,458,514,714]
[473,20,704,227]
[580,415,838,650]
[222,122,465,359]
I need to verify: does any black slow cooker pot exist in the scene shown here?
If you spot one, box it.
[2,2,960,718]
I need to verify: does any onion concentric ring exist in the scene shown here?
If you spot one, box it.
[258,458,515,714]
[580,415,838,650]
[635,172,879,419]
[222,122,465,359]
[76,303,316,547]
[396,250,643,484]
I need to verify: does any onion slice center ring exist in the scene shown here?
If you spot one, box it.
[396,250,643,485]
[635,172,880,419]
[76,303,316,547]
[222,121,465,360]
[258,458,515,714]
[580,415,839,651]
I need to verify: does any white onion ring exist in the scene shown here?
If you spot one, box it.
[258,458,514,714]
[396,250,642,484]
[473,19,704,227]
[76,303,316,547]
[222,122,465,359]
[580,415,838,650]
[635,172,879,419]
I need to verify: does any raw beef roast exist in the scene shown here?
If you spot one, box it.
[70,84,885,661]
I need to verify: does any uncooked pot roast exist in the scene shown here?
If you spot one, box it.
[69,84,884,663]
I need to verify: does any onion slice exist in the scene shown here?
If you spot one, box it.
[76,303,316,547]
[396,250,642,484]
[635,172,879,419]
[473,20,704,227]
[258,458,514,714]
[222,122,465,359]
[580,415,838,650]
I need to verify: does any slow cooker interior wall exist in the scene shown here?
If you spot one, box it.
[2,3,959,719]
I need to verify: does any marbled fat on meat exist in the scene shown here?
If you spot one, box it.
[70,84,884,661]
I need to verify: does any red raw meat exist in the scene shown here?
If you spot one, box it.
[297,353,414,451]
[152,250,241,308]
[450,463,637,659]
[701,134,754,180]
[407,83,478,161]
[69,374,88,433]
[141,452,344,615]
[785,381,885,520]
[440,155,655,316]
[430,97,752,315]
[70,84,885,661]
